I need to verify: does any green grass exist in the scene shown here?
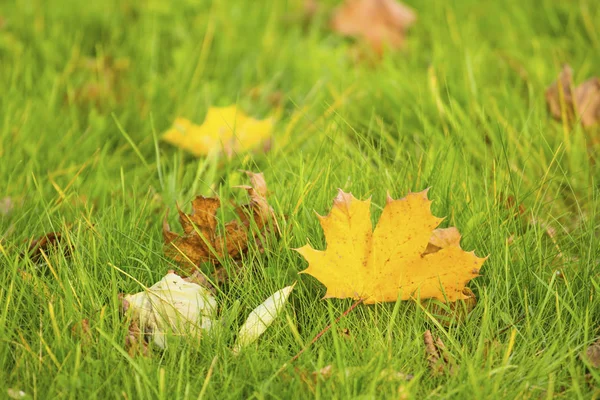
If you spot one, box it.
[1,0,600,398]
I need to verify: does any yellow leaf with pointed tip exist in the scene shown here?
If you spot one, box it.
[297,189,485,304]
[162,106,274,157]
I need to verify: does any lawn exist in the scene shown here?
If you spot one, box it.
[1,0,599,398]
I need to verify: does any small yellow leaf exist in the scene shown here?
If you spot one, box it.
[297,189,485,304]
[162,106,274,157]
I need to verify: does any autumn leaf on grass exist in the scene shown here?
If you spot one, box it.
[22,230,72,263]
[582,338,600,369]
[297,190,485,304]
[331,0,416,54]
[423,330,457,376]
[122,271,217,350]
[162,106,275,157]
[163,171,276,276]
[546,65,600,127]
[233,284,295,354]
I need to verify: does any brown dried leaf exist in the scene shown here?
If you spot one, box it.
[71,319,92,346]
[183,270,216,294]
[163,172,275,275]
[583,338,600,369]
[0,197,13,216]
[331,0,416,54]
[125,320,150,357]
[546,65,600,127]
[23,231,70,263]
[423,330,457,376]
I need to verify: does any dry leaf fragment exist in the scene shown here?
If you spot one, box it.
[546,65,600,127]
[6,389,27,400]
[583,338,600,368]
[423,330,456,376]
[163,171,275,275]
[162,106,274,157]
[71,318,91,343]
[23,231,70,263]
[331,0,416,54]
[125,319,150,357]
[122,272,217,349]
[233,284,294,354]
[297,189,485,304]
[0,196,13,216]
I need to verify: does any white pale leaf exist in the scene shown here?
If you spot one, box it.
[233,284,295,354]
[124,272,217,348]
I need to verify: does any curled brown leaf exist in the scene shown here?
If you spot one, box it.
[163,172,276,277]
[331,0,416,54]
[546,65,600,127]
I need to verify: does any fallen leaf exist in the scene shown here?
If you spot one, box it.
[163,171,275,276]
[233,284,294,354]
[0,196,13,216]
[423,330,456,376]
[183,270,216,294]
[304,0,319,21]
[122,271,217,349]
[71,318,92,344]
[6,389,27,400]
[162,106,275,157]
[313,364,334,380]
[546,65,600,127]
[331,0,416,54]
[297,189,485,304]
[339,327,352,339]
[125,319,150,357]
[23,231,70,263]
[583,338,600,368]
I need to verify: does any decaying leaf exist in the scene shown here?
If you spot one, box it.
[23,231,70,263]
[582,338,600,369]
[297,189,485,304]
[162,106,275,157]
[545,65,600,127]
[423,330,457,376]
[125,319,150,357]
[233,284,294,354]
[0,196,13,216]
[71,318,92,344]
[331,0,416,54]
[6,389,27,400]
[163,171,275,276]
[122,272,217,349]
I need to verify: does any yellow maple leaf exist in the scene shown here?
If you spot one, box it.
[297,189,485,304]
[162,106,274,156]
